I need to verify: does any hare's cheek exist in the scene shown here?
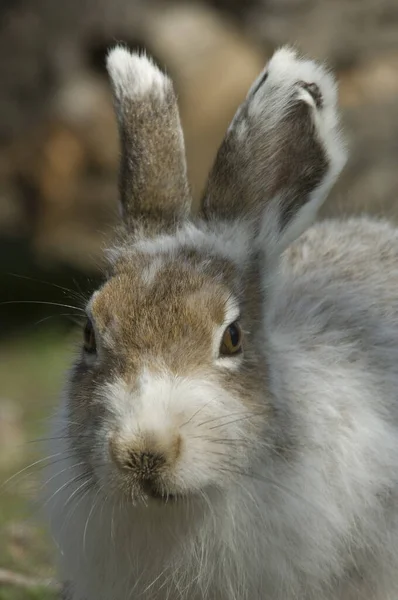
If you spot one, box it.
[175,420,252,491]
[90,372,249,489]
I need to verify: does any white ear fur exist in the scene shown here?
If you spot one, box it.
[105,45,191,233]
[257,48,347,259]
[254,48,347,259]
[202,46,347,262]
[106,46,170,102]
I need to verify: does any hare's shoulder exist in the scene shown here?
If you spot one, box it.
[274,215,398,359]
[283,216,398,279]
[272,215,398,340]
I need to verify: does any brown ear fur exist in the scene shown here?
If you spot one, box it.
[200,48,345,246]
[201,101,327,225]
[107,47,191,235]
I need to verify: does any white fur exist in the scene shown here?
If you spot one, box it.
[106,46,169,102]
[141,257,164,286]
[96,371,247,490]
[248,46,337,121]
[46,370,257,599]
[46,245,398,599]
[222,296,241,330]
[109,220,252,269]
[43,47,398,600]
[213,354,243,372]
[252,48,347,259]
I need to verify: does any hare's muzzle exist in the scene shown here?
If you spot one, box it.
[108,431,182,499]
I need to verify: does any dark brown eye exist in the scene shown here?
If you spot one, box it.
[220,321,242,357]
[83,318,97,354]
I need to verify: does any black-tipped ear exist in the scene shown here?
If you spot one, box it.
[107,46,191,235]
[201,47,346,256]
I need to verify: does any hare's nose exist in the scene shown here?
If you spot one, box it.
[109,433,181,476]
[126,450,166,476]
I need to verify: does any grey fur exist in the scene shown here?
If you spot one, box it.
[43,46,398,600]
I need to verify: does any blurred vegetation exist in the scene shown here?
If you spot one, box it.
[0,0,398,597]
[0,328,74,598]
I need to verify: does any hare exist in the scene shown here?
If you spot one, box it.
[44,45,398,600]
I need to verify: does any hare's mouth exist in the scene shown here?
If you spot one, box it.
[140,480,182,503]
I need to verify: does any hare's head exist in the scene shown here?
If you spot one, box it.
[66,46,346,503]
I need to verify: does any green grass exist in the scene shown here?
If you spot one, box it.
[0,327,77,599]
[0,587,57,600]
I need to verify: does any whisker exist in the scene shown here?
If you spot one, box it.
[52,478,94,537]
[40,461,87,490]
[73,277,89,302]
[180,400,214,429]
[197,408,266,429]
[208,412,266,430]
[215,465,334,523]
[26,435,95,444]
[141,562,170,596]
[43,471,93,510]
[83,485,103,556]
[0,300,85,312]
[7,272,87,303]
[191,435,254,446]
[0,453,66,491]
[64,478,93,512]
[32,313,82,328]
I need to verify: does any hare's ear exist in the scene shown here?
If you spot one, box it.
[201,47,346,258]
[107,47,191,235]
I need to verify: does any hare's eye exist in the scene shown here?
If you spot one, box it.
[83,318,97,354]
[220,322,242,357]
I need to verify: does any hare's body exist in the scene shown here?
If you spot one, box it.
[45,46,398,599]
[49,217,398,600]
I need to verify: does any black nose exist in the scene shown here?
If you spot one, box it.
[126,450,166,478]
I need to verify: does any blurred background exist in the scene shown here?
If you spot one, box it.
[0,0,398,597]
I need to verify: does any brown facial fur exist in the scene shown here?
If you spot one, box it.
[90,255,239,377]
[66,245,269,500]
